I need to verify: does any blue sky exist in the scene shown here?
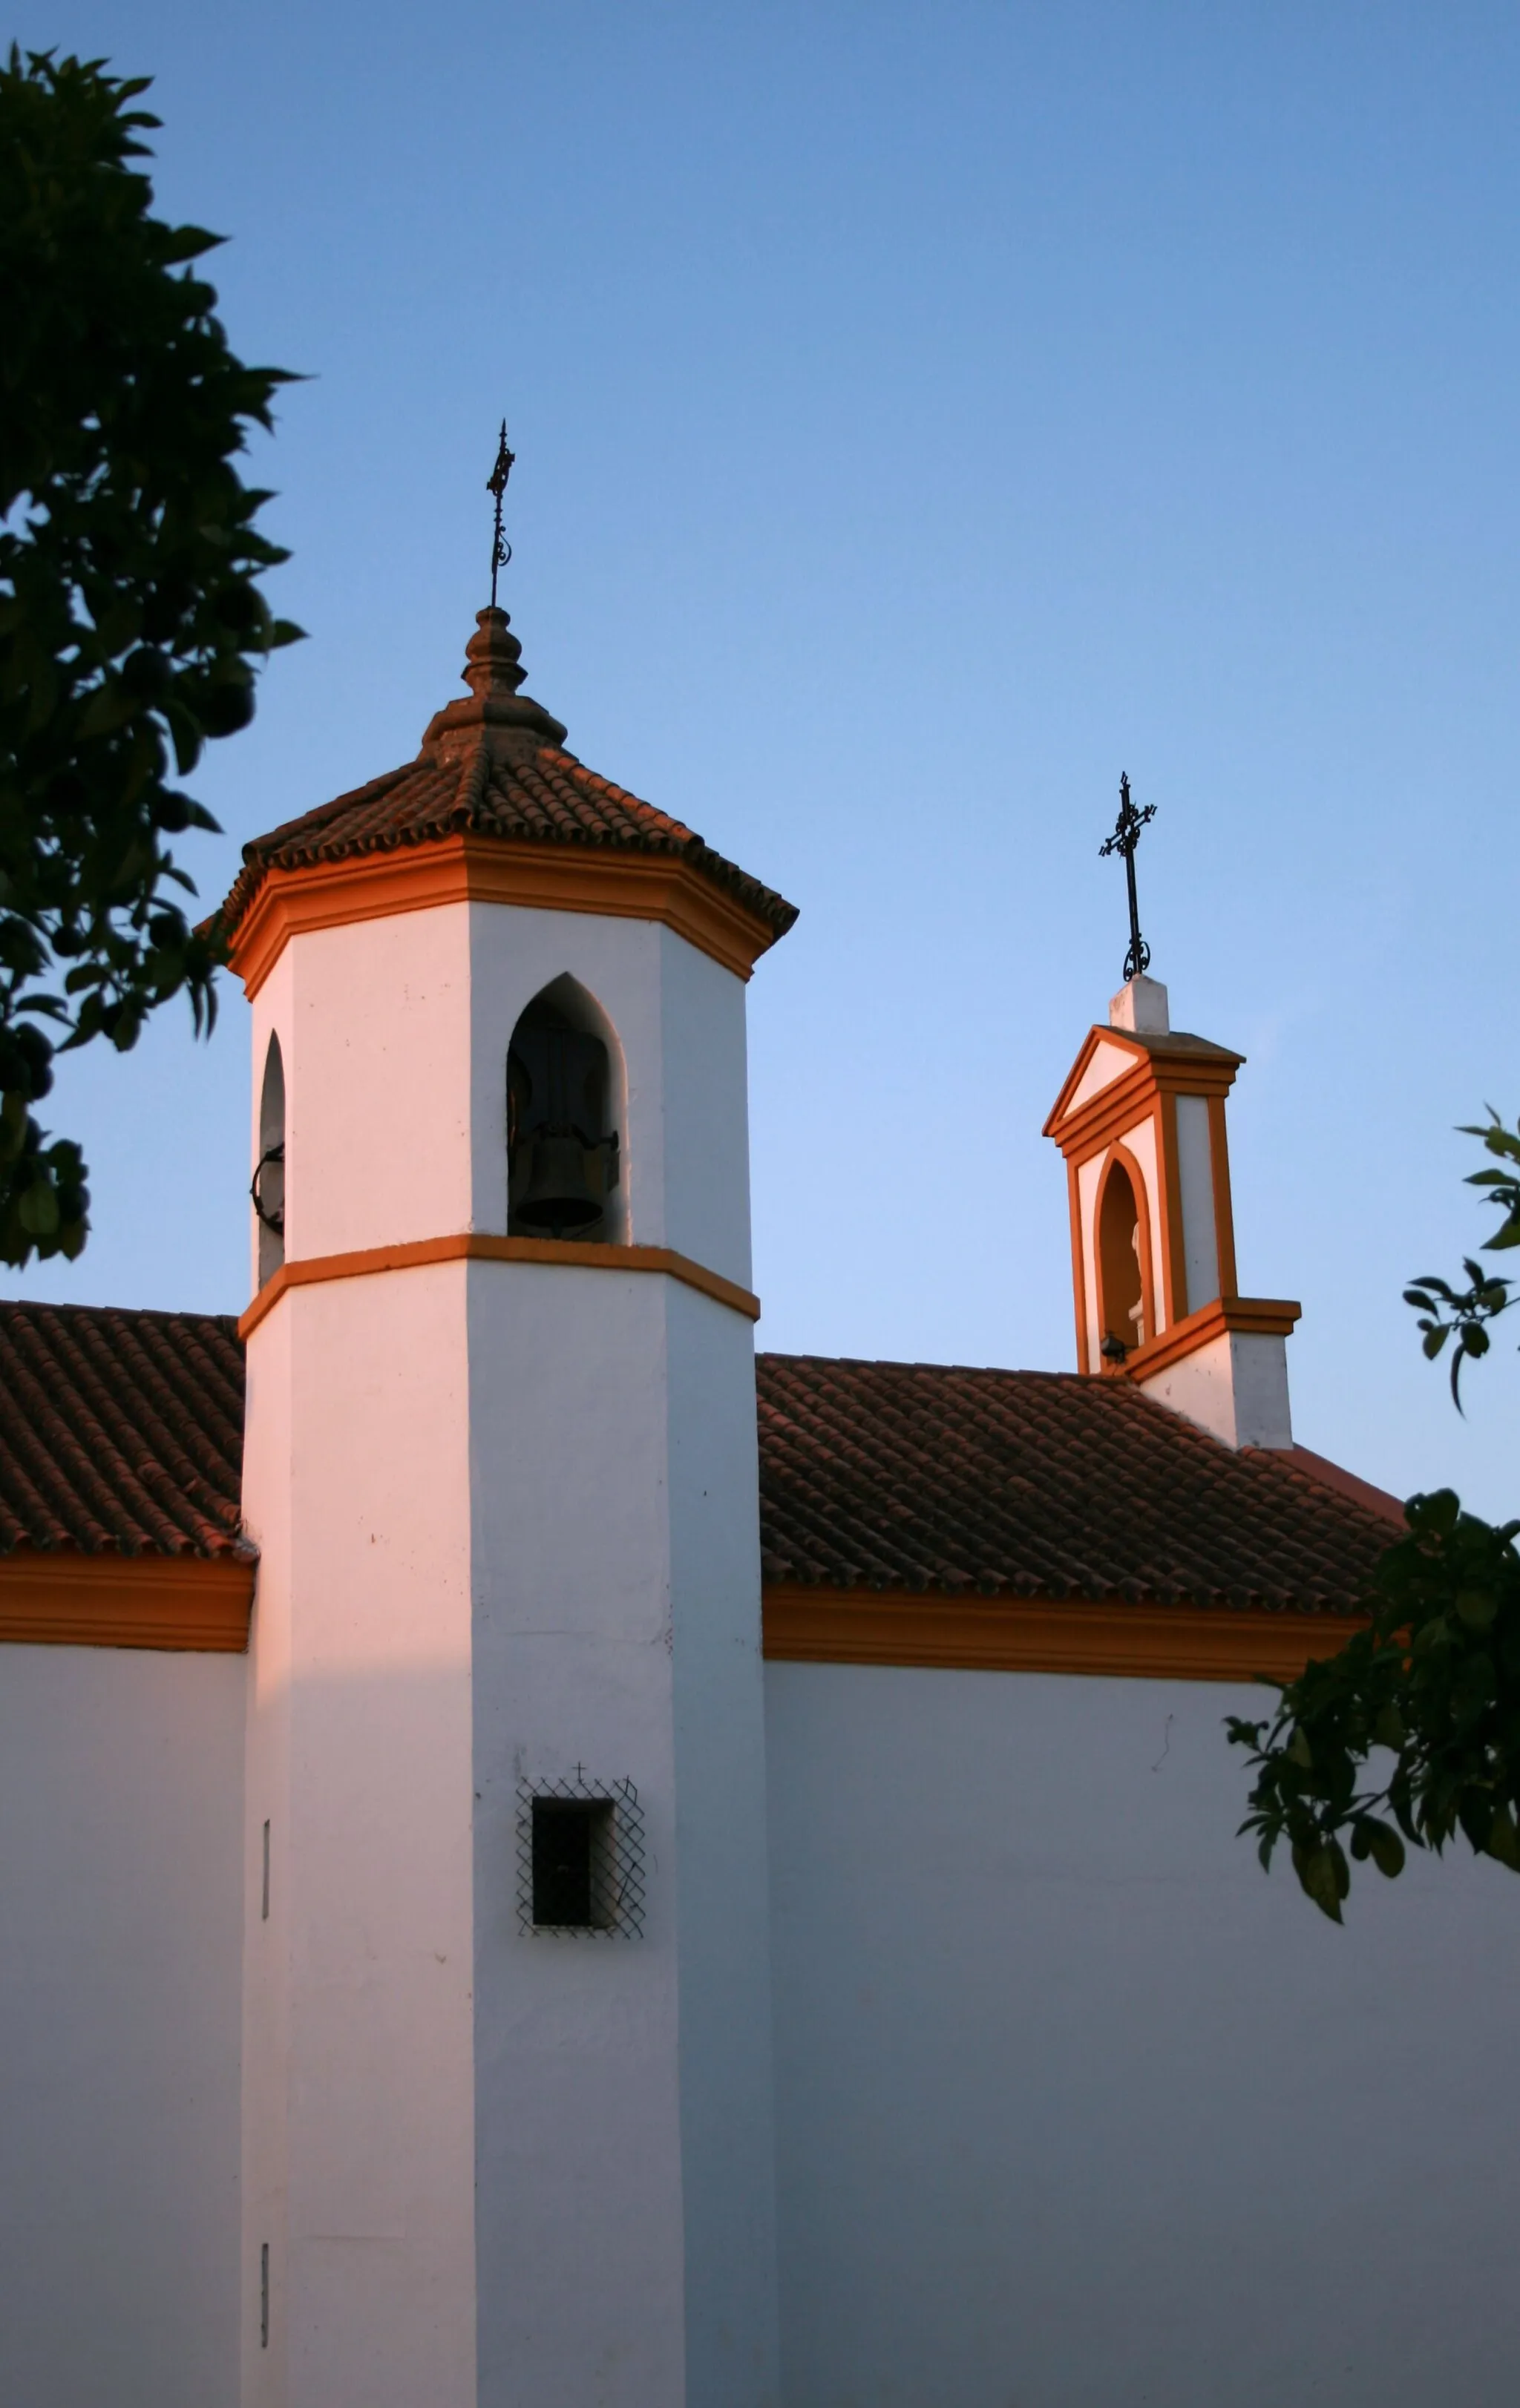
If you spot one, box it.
[10,0,1520,1512]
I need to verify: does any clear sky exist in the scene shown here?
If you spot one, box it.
[10,0,1520,1515]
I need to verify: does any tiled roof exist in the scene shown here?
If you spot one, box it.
[0,1308,1398,1614]
[219,742,796,945]
[756,1354,1397,1613]
[217,610,797,950]
[0,1303,249,1558]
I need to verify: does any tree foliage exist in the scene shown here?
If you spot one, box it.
[1405,1109,1520,1407]
[0,46,299,1265]
[1228,1492,1520,1921]
[1229,1114,1520,1919]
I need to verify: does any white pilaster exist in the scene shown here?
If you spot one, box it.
[1138,1327,1293,1449]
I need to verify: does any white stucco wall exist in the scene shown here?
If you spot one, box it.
[240,1264,478,2408]
[466,938,776,2404]
[246,887,776,2408]
[1140,1326,1292,1449]
[1175,1092,1219,1313]
[766,1660,1520,2407]
[261,904,476,1261]
[467,902,754,1282]
[468,1261,689,2408]
[0,1644,245,2408]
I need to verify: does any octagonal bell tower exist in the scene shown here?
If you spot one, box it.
[226,576,795,2408]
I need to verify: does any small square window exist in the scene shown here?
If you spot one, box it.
[517,1774,645,1938]
[531,1797,613,1929]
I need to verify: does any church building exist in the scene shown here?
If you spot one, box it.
[3,574,1519,2408]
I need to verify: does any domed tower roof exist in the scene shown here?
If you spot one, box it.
[219,606,797,995]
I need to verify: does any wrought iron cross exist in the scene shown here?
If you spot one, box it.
[1098,772,1156,983]
[487,419,517,608]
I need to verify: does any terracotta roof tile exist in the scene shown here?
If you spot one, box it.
[219,741,796,947]
[0,1307,1398,1614]
[0,1303,249,1558]
[756,1354,1397,1614]
[218,610,797,950]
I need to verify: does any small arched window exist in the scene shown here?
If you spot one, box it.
[1097,1152,1150,1359]
[252,1033,286,1287]
[507,978,621,1242]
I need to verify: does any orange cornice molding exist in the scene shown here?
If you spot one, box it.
[0,1550,254,1652]
[1119,1292,1300,1383]
[1046,1046,1242,1164]
[761,1581,1361,1683]
[1045,1024,1243,1132]
[240,1230,761,1339]
[228,834,782,997]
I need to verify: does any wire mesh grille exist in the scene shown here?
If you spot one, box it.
[516,1772,646,1938]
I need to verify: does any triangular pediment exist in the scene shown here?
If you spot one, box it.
[1042,1026,1149,1134]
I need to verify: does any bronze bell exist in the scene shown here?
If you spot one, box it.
[515,1129,602,1235]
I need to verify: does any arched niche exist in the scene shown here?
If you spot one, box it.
[252,1033,286,1287]
[506,975,626,1243]
[1095,1145,1153,1362]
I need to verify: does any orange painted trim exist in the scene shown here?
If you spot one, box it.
[1208,1092,1239,1298]
[0,1550,254,1652]
[1121,1293,1300,1384]
[761,1582,1363,1683]
[1067,1157,1090,1376]
[1043,1023,1156,1132]
[239,1230,761,1339]
[228,834,781,998]
[1044,1025,1242,1145]
[1050,1060,1242,1170]
[1094,1139,1158,1368]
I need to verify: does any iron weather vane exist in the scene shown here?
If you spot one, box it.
[487,419,517,609]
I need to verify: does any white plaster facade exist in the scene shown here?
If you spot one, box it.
[9,1644,1520,2406]
[1138,1322,1294,1449]
[0,1647,244,2408]
[767,1661,1520,2407]
[0,703,1512,2408]
[239,893,776,2408]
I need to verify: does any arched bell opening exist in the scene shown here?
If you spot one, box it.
[507,976,625,1244]
[252,1033,286,1288]
[1095,1148,1152,1365]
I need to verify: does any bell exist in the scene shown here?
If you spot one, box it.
[516,1129,602,1235]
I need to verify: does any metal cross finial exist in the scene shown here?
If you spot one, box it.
[487,419,517,608]
[1098,772,1157,983]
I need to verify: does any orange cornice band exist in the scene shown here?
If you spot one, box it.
[228,834,781,997]
[1120,1293,1301,1383]
[761,1582,1362,1683]
[0,1550,254,1652]
[1044,1026,1242,1135]
[239,1231,761,1339]
[1047,1055,1240,1164]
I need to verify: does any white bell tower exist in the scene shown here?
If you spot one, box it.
[228,598,795,2407]
[1044,971,1300,1449]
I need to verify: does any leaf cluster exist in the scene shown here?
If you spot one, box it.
[0,47,300,1262]
[1228,1491,1520,1920]
[1405,1110,1520,1407]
